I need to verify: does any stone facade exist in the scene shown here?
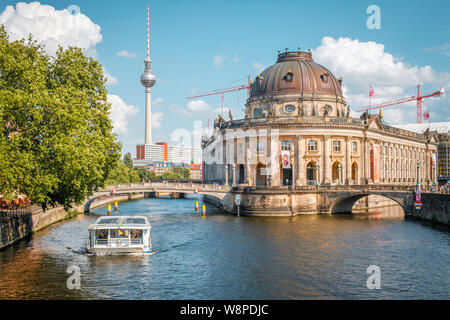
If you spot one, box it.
[201,50,439,217]
[202,50,439,189]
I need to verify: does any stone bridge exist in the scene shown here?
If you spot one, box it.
[84,182,420,217]
[84,182,232,213]
[232,185,417,216]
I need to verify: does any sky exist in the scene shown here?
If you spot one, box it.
[1,0,449,157]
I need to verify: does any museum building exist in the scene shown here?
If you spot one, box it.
[202,50,439,188]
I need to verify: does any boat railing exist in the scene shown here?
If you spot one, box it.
[95,238,143,247]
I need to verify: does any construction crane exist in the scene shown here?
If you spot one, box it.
[356,84,445,123]
[187,76,252,116]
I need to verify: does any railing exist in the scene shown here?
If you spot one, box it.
[100,182,231,193]
[95,238,143,247]
[234,185,416,193]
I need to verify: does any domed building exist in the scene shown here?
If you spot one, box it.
[202,49,439,215]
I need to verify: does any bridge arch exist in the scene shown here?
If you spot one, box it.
[329,193,405,214]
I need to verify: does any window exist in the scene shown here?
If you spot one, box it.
[237,143,244,157]
[256,141,265,153]
[333,140,341,152]
[308,140,318,151]
[352,141,358,153]
[284,105,296,113]
[281,141,291,151]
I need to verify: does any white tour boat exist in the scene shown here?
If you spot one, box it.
[87,216,152,254]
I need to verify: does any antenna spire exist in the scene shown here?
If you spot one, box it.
[146,4,150,60]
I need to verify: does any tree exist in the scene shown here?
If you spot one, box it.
[104,161,140,186]
[0,26,121,209]
[123,152,133,169]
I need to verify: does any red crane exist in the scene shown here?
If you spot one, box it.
[187,75,252,116]
[356,84,445,123]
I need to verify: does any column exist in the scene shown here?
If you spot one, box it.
[323,135,331,184]
[232,164,236,186]
[245,137,251,185]
[345,137,351,184]
[297,136,305,186]
[224,164,229,185]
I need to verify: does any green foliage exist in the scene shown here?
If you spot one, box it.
[158,167,190,181]
[104,160,140,185]
[123,152,133,169]
[0,26,121,209]
[172,167,190,180]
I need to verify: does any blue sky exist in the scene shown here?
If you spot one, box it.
[1,0,449,156]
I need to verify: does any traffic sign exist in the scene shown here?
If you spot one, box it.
[235,194,241,205]
[414,201,422,210]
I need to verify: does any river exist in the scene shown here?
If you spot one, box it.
[0,196,448,299]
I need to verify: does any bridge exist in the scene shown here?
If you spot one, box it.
[83,182,421,217]
[84,182,232,213]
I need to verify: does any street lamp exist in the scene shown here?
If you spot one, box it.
[315,164,320,186]
[338,163,342,185]
[416,160,420,189]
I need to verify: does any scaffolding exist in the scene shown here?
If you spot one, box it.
[437,133,449,184]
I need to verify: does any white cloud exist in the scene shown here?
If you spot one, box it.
[314,36,450,123]
[153,97,164,107]
[107,94,138,134]
[232,54,239,63]
[424,44,450,57]
[117,50,138,59]
[187,100,212,113]
[152,112,163,129]
[253,62,266,73]
[213,54,225,68]
[0,2,102,56]
[103,67,119,86]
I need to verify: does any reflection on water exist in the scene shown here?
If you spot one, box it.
[352,205,405,220]
[0,196,448,300]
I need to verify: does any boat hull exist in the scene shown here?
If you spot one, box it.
[87,246,151,255]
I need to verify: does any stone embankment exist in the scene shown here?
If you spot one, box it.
[0,193,143,250]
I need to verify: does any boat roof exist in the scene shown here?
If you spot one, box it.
[89,216,151,229]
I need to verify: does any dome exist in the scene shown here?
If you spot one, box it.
[249,51,343,101]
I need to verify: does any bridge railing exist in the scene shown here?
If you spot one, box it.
[100,182,231,193]
[234,184,416,193]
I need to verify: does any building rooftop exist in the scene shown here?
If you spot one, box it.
[393,122,450,135]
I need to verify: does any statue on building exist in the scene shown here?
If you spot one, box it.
[229,110,233,121]
[323,105,329,116]
[298,104,303,116]
[268,104,274,117]
[346,105,350,117]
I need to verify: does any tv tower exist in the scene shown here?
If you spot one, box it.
[140,4,156,145]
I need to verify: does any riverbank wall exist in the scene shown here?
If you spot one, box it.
[407,193,450,226]
[0,193,144,251]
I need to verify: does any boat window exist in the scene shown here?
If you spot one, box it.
[109,229,118,239]
[124,217,147,225]
[96,230,108,244]
[131,229,143,239]
[97,218,119,225]
[118,229,129,238]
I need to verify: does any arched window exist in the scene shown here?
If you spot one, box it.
[351,162,358,181]
[306,162,317,185]
[256,163,267,186]
[332,161,342,183]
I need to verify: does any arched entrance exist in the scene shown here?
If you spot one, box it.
[351,162,358,181]
[238,164,245,184]
[256,163,267,186]
[282,165,293,185]
[332,161,342,184]
[306,161,317,185]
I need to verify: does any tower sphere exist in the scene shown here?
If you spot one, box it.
[140,60,156,88]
